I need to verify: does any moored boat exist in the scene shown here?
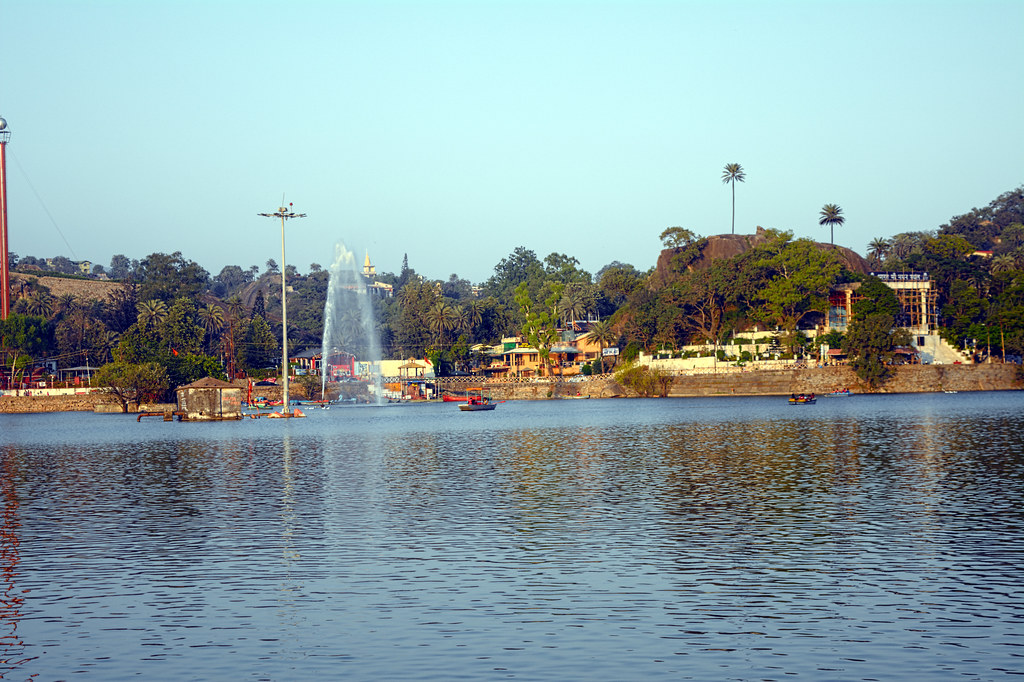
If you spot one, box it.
[789,393,817,404]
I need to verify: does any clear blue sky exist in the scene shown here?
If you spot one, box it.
[3,0,1022,284]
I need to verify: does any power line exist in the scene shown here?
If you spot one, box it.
[8,147,77,261]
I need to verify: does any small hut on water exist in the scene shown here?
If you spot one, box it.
[176,378,243,421]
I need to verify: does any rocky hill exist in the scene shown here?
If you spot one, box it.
[10,272,123,303]
[651,227,870,288]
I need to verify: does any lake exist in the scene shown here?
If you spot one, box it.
[1,392,1023,680]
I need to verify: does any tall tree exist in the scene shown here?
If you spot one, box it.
[660,226,697,249]
[543,253,591,284]
[198,303,225,353]
[251,290,266,320]
[485,247,546,305]
[819,204,845,245]
[109,254,133,280]
[842,313,912,389]
[515,281,562,378]
[587,319,618,373]
[198,304,225,337]
[104,282,139,333]
[135,251,209,302]
[244,315,278,371]
[136,299,168,331]
[867,238,890,267]
[23,292,53,318]
[0,314,53,386]
[93,361,170,412]
[427,300,458,348]
[721,163,746,234]
[756,239,844,336]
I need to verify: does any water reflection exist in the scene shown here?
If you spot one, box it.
[0,452,31,676]
[0,393,1022,679]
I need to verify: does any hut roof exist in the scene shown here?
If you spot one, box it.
[177,377,237,390]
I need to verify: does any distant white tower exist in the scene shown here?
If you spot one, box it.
[0,116,10,320]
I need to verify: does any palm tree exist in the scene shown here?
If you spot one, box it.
[721,163,746,234]
[25,292,53,318]
[1013,247,1024,270]
[891,233,915,260]
[99,330,121,363]
[818,204,845,245]
[338,308,365,351]
[867,238,890,267]
[136,299,168,331]
[57,293,78,315]
[465,300,484,335]
[223,295,246,380]
[588,319,618,374]
[198,304,225,334]
[198,304,225,353]
[454,305,471,336]
[558,285,588,330]
[427,300,457,348]
[990,254,1015,275]
[225,295,246,322]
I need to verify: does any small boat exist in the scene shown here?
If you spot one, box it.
[442,394,470,402]
[826,389,851,397]
[788,393,816,405]
[459,392,499,411]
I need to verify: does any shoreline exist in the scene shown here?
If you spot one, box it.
[1,364,1019,414]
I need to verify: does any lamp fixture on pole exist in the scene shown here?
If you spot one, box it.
[258,200,306,415]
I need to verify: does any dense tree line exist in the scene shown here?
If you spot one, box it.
[4,186,1023,399]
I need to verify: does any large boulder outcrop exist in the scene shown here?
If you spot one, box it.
[652,227,870,288]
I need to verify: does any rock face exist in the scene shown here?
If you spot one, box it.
[652,227,871,287]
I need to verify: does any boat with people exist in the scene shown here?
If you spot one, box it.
[459,395,497,411]
[789,393,816,404]
[826,388,852,397]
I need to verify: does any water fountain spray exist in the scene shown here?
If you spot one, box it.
[321,242,383,405]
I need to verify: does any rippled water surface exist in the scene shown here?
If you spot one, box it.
[2,392,1023,680]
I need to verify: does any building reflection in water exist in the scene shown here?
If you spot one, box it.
[0,452,32,675]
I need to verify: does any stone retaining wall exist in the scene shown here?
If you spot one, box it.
[1,365,1019,413]
[667,363,1018,397]
[442,365,1019,401]
[0,393,118,413]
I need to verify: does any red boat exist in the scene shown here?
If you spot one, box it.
[442,394,469,402]
[459,395,497,411]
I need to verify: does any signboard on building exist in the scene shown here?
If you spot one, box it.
[602,347,619,356]
[869,271,929,282]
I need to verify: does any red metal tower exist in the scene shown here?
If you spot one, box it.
[0,116,9,320]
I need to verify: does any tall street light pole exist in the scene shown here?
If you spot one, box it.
[258,201,306,415]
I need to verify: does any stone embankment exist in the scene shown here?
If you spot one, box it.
[663,363,1019,397]
[454,364,1020,400]
[0,392,117,413]
[1,365,1019,414]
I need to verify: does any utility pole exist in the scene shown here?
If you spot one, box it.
[258,201,306,415]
